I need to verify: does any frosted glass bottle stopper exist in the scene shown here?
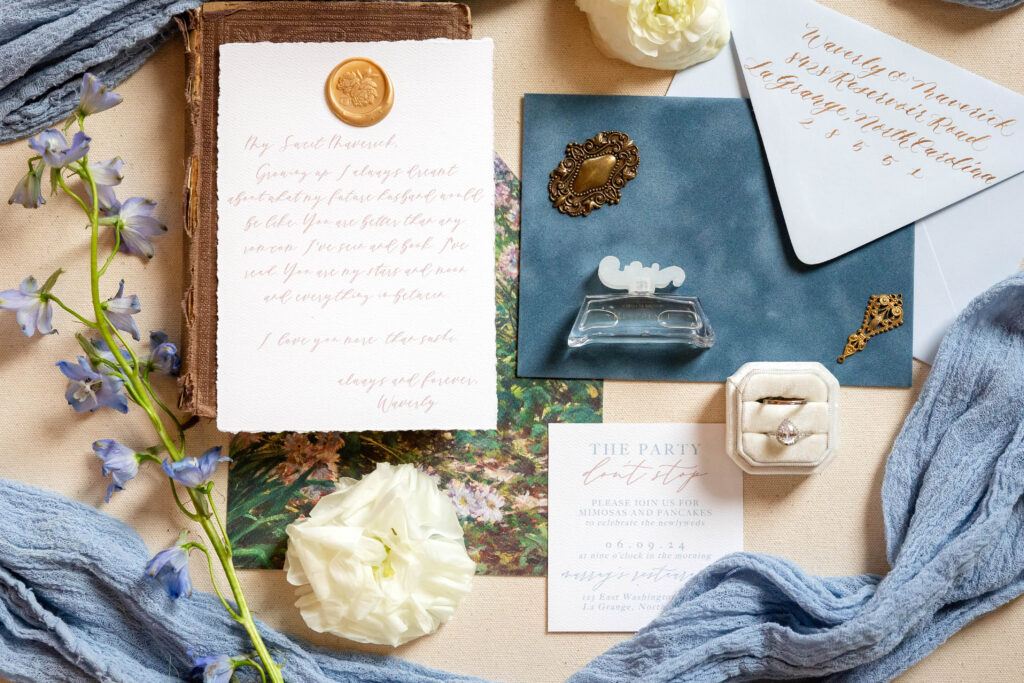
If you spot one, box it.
[598,255,685,295]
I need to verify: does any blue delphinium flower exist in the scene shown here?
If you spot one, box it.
[146,540,192,599]
[86,157,124,187]
[162,447,231,489]
[85,185,167,259]
[116,197,167,259]
[56,357,128,413]
[102,280,141,340]
[149,331,180,376]
[83,181,120,216]
[187,651,234,683]
[28,130,90,168]
[92,439,140,502]
[75,73,122,117]
[0,276,55,336]
[9,163,45,208]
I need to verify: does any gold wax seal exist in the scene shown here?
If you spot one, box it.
[325,58,394,127]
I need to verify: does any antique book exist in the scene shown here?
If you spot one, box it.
[177,1,473,417]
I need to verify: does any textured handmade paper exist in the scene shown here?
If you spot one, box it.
[547,423,742,632]
[216,40,496,432]
[730,0,1024,264]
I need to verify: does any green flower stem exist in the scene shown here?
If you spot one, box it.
[169,479,201,522]
[234,659,269,683]
[74,161,285,683]
[45,294,97,329]
[183,542,241,620]
[98,228,120,277]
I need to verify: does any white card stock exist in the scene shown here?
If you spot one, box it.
[547,423,742,632]
[729,0,1024,264]
[216,40,497,432]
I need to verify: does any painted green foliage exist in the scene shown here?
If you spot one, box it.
[227,156,603,575]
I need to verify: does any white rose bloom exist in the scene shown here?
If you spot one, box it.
[284,463,476,647]
[577,0,730,71]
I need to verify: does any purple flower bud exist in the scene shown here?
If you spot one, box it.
[145,542,192,599]
[149,331,180,376]
[102,280,141,340]
[92,440,140,502]
[76,73,122,117]
[162,447,231,489]
[8,164,45,209]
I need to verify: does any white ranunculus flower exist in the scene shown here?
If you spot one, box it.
[284,463,475,647]
[577,0,731,71]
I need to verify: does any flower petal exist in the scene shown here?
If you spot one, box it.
[35,299,55,335]
[88,157,124,186]
[15,304,38,337]
[77,73,122,116]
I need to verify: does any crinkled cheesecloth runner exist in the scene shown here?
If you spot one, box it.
[1,271,1022,682]
[1,0,1023,143]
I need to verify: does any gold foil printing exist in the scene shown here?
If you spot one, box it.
[549,131,639,217]
[325,58,394,127]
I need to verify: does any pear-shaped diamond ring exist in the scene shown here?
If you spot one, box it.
[770,418,812,446]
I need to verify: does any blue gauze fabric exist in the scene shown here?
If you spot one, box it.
[0,475,488,682]
[945,0,1024,8]
[0,0,202,143]
[1,271,1022,683]
[572,270,1024,682]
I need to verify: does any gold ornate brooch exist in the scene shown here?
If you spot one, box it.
[837,293,905,364]
[548,131,639,217]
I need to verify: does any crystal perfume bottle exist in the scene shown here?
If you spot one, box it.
[567,256,715,348]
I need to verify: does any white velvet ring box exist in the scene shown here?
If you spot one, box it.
[725,362,840,475]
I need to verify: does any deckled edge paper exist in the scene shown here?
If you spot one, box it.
[216,39,497,432]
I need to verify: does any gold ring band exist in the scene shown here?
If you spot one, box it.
[759,397,808,406]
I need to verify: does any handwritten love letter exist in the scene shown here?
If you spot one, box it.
[547,423,742,632]
[216,40,497,432]
[730,0,1024,264]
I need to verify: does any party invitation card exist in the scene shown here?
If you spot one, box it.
[548,423,742,632]
[215,40,497,432]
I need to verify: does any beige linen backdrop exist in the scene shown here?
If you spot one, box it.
[1,1,1023,681]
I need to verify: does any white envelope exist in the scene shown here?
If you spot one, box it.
[728,0,1024,266]
[668,41,1024,364]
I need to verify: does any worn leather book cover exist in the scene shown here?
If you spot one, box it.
[177,1,472,416]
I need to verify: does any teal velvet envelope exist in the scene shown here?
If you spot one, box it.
[518,95,914,387]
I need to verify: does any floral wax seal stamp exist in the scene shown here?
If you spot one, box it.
[325,57,394,127]
[549,131,639,217]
